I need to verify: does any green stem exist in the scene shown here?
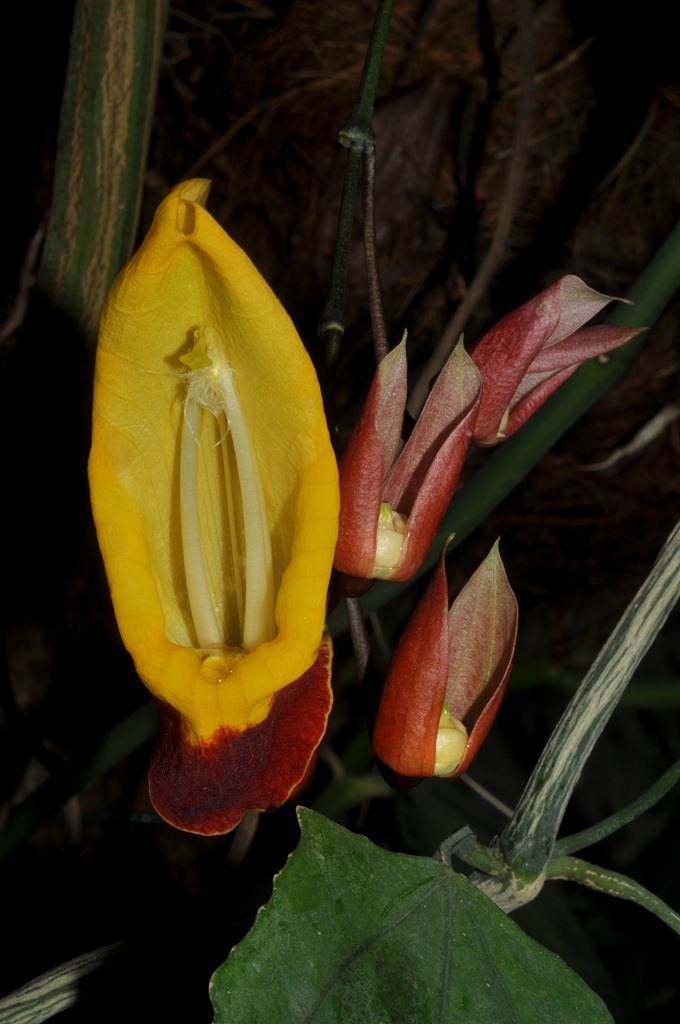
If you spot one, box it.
[37,0,168,348]
[0,944,121,1024]
[322,144,363,368]
[438,827,508,878]
[499,517,680,884]
[321,0,396,366]
[350,0,396,131]
[546,856,680,937]
[345,597,372,682]
[555,757,680,857]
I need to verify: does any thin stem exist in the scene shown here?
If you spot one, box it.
[460,774,514,819]
[546,856,680,938]
[555,757,680,857]
[438,826,507,876]
[320,0,396,366]
[351,0,396,131]
[322,146,364,368]
[345,597,371,682]
[362,144,389,364]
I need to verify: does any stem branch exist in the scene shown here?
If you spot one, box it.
[547,856,680,937]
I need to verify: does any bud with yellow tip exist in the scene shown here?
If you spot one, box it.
[334,338,481,590]
[372,541,518,782]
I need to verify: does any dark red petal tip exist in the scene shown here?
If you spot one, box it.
[148,638,333,835]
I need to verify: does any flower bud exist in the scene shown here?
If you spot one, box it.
[471,275,642,444]
[372,541,518,782]
[334,339,481,588]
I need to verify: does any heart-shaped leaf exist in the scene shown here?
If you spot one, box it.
[211,809,612,1023]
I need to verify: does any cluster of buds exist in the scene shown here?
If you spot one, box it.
[337,276,640,782]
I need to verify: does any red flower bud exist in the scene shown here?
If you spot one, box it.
[372,542,518,781]
[334,339,481,585]
[471,275,642,445]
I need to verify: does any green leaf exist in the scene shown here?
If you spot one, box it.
[210,809,612,1024]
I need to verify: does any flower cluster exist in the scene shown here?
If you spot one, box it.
[89,178,639,829]
[335,275,638,784]
[335,275,640,590]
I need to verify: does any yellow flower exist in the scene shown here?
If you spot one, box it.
[89,180,339,834]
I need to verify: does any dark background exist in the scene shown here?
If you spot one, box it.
[2,1,679,1020]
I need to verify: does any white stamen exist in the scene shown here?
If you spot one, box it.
[180,398,224,649]
[179,327,276,652]
[213,354,275,650]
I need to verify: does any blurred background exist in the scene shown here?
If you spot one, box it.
[2,1,680,1020]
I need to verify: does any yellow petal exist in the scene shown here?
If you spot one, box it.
[89,179,339,744]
